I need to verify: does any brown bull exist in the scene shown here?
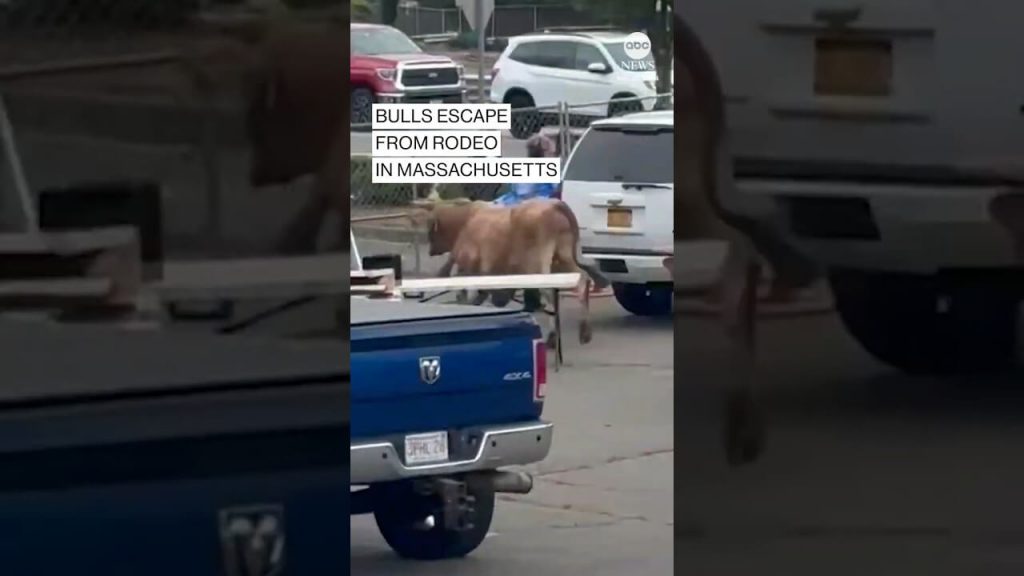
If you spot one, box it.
[423,199,610,347]
[676,14,820,466]
[185,16,349,254]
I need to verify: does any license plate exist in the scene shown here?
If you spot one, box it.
[405,431,449,465]
[607,207,633,228]
[430,99,443,104]
[814,37,892,97]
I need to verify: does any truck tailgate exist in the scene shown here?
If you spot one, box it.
[351,299,543,439]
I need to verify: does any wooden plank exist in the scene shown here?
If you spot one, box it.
[156,254,348,300]
[0,278,111,298]
[0,227,137,256]
[400,273,581,293]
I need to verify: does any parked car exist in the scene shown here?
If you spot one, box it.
[685,1,1024,374]
[490,30,662,138]
[350,297,552,560]
[561,110,674,316]
[350,23,466,124]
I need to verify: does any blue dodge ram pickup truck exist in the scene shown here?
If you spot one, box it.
[351,297,553,560]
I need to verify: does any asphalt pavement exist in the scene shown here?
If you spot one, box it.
[678,305,1024,574]
[351,296,675,574]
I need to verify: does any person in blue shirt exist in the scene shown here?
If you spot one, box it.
[490,133,560,313]
[493,133,560,206]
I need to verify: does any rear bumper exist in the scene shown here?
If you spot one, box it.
[730,177,1022,273]
[581,250,673,285]
[350,421,553,485]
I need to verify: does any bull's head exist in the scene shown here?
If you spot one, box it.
[421,201,484,256]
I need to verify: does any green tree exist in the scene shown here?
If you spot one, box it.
[352,0,375,21]
[571,0,672,94]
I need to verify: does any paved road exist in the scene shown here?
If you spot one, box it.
[677,306,1024,574]
[352,131,529,158]
[351,296,675,574]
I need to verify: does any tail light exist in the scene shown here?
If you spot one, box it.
[490,67,499,82]
[532,338,547,401]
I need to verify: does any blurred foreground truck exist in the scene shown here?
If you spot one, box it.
[686,2,1024,374]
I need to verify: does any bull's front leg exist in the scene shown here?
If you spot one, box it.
[718,241,765,466]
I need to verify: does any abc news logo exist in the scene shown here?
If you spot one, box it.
[623,32,652,60]
[621,32,654,72]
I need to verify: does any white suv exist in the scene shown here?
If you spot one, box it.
[686,2,1024,374]
[490,31,661,139]
[561,110,674,316]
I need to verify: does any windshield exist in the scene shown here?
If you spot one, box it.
[352,27,422,55]
[565,126,673,183]
[603,42,656,73]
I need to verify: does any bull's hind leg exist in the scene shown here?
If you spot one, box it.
[540,287,560,349]
[577,276,593,345]
[719,241,765,466]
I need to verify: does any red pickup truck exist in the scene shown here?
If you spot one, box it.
[351,23,466,124]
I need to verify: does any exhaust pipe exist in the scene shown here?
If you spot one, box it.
[484,470,534,494]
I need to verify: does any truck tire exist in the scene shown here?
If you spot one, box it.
[829,269,1019,375]
[506,92,540,140]
[372,478,495,560]
[352,88,374,125]
[613,283,673,316]
[608,94,642,117]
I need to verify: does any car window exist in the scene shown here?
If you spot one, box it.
[574,43,608,71]
[351,27,422,55]
[510,40,575,69]
[565,126,673,183]
[509,41,541,65]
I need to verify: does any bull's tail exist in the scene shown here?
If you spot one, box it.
[550,200,610,290]
[676,14,819,291]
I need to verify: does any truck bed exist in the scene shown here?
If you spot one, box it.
[351,298,520,326]
[0,320,346,408]
[351,298,543,439]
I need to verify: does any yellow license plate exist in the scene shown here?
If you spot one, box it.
[814,37,892,97]
[607,208,633,228]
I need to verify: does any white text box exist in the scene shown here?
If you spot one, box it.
[371,130,502,157]
[372,103,512,130]
[372,158,561,184]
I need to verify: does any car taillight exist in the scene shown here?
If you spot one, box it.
[533,338,547,401]
[490,67,499,82]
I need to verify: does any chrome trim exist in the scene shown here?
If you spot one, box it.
[394,60,464,93]
[350,421,553,484]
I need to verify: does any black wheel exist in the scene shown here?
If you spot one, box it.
[612,283,673,316]
[506,92,540,140]
[829,269,1019,375]
[608,96,643,118]
[372,478,495,560]
[352,88,375,125]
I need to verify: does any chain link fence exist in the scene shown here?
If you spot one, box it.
[351,92,673,277]
[393,3,607,38]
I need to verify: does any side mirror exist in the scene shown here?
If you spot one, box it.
[587,62,610,74]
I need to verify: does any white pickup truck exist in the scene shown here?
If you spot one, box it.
[686,1,1024,374]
